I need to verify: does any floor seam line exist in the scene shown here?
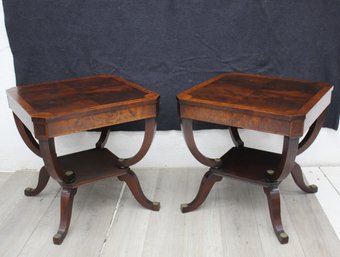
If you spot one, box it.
[247,184,266,257]
[16,187,61,257]
[319,167,340,195]
[98,182,126,257]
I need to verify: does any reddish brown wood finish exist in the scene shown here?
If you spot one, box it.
[180,170,222,213]
[263,187,288,244]
[291,164,318,193]
[24,167,50,196]
[297,109,327,155]
[181,119,222,168]
[7,75,159,139]
[13,114,41,157]
[53,188,77,245]
[177,73,333,244]
[96,126,111,149]
[177,73,333,137]
[117,118,157,168]
[7,75,160,244]
[118,169,160,211]
[229,127,244,147]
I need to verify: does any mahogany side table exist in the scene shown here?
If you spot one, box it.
[6,75,160,244]
[176,73,333,244]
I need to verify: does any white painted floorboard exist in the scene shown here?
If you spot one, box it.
[0,168,339,257]
[302,166,340,240]
[321,166,340,194]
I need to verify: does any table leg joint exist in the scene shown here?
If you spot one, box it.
[298,109,327,155]
[13,113,41,157]
[229,126,244,147]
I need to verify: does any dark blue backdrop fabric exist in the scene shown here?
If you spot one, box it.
[3,0,339,130]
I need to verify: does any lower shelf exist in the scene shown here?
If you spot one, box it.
[215,147,282,186]
[58,148,127,187]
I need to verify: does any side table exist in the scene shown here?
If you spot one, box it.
[176,73,333,244]
[7,75,160,244]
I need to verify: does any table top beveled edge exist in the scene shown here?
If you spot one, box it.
[12,74,156,94]
[176,72,333,120]
[6,74,160,121]
[32,95,159,122]
[177,72,333,99]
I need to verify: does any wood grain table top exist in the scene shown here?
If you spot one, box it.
[7,75,159,120]
[177,73,333,136]
[7,75,159,138]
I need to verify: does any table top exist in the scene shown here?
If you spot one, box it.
[177,73,333,136]
[7,75,159,138]
[7,75,158,120]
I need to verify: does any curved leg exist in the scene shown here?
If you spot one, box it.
[181,170,222,213]
[117,118,156,168]
[39,138,75,184]
[24,166,50,196]
[13,114,41,157]
[229,126,244,147]
[181,119,222,168]
[263,187,288,244]
[291,164,318,193]
[118,169,160,211]
[96,126,111,149]
[298,109,327,155]
[271,136,299,182]
[53,187,77,245]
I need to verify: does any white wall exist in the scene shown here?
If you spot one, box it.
[0,2,339,172]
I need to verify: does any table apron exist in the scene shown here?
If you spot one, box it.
[180,105,304,137]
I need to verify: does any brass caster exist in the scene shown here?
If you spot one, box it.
[309,184,318,193]
[278,232,289,244]
[151,201,161,211]
[64,170,76,183]
[180,203,189,213]
[53,232,64,245]
[24,187,34,196]
[266,169,275,176]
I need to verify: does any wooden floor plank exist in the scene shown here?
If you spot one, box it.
[282,172,340,257]
[216,178,265,257]
[141,168,188,257]
[18,178,123,257]
[182,169,226,257]
[140,168,227,257]
[103,168,340,257]
[0,172,13,187]
[303,167,340,240]
[100,169,160,257]
[0,171,60,257]
[321,166,340,194]
[0,168,339,257]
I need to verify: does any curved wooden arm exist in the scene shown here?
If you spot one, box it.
[39,138,74,184]
[13,113,41,157]
[117,118,157,168]
[181,119,222,168]
[96,126,111,149]
[271,136,299,182]
[297,109,327,155]
[229,126,244,147]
